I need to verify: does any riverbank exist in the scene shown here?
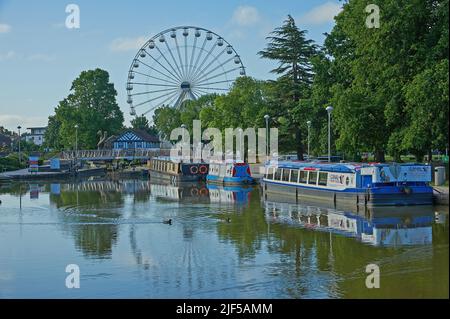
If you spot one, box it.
[0,167,106,181]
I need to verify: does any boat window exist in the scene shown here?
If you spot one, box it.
[274,168,282,180]
[290,170,299,183]
[308,171,318,185]
[318,172,328,186]
[282,169,290,181]
[299,171,307,183]
[264,167,272,179]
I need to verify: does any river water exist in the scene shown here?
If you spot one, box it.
[0,178,448,298]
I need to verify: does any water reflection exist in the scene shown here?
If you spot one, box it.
[0,179,447,298]
[263,196,434,247]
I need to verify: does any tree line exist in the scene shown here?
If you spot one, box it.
[43,0,448,162]
[153,0,448,162]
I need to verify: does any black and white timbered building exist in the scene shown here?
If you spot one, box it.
[104,129,160,150]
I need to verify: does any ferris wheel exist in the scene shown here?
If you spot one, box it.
[126,26,246,117]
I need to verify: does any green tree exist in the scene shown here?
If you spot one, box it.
[312,0,448,162]
[153,105,182,141]
[131,115,150,131]
[258,15,317,160]
[47,69,124,150]
[43,115,62,150]
[403,59,449,160]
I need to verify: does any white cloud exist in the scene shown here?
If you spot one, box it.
[110,36,147,52]
[231,5,261,27]
[300,2,342,25]
[0,23,11,33]
[0,114,48,131]
[27,54,55,62]
[0,51,15,61]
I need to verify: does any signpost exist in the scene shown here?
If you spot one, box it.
[29,156,39,173]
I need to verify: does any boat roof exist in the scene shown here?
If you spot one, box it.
[267,160,430,173]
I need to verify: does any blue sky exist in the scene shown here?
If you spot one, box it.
[0,0,342,131]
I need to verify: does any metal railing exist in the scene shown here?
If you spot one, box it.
[60,149,171,161]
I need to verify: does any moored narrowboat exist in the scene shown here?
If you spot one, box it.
[148,157,209,184]
[206,161,254,185]
[262,161,433,206]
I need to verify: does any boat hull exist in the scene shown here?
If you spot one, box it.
[207,175,254,185]
[261,180,433,206]
[149,169,204,184]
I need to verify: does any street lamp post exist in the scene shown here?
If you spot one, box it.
[325,106,334,162]
[264,114,270,160]
[74,124,79,153]
[306,120,311,160]
[17,125,22,165]
[74,124,79,172]
[238,128,243,161]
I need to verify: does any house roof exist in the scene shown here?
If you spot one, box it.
[110,129,159,143]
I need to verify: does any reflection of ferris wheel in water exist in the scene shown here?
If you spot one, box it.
[126,26,246,117]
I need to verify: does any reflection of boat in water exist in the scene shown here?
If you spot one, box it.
[150,182,209,203]
[263,196,434,246]
[149,181,252,205]
[207,184,252,205]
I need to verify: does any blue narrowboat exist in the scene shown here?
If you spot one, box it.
[206,161,254,185]
[262,161,433,206]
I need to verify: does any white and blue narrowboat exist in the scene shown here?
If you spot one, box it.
[262,161,433,206]
[148,157,209,184]
[206,161,254,185]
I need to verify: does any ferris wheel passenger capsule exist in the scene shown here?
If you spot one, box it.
[148,40,155,49]
[183,28,189,37]
[127,97,133,104]
[159,35,165,42]
[133,61,139,68]
[128,72,134,80]
[195,29,201,37]
[217,38,224,46]
[140,51,146,58]
[170,30,176,38]
[234,55,241,64]
[226,45,233,54]
[130,106,136,116]
[240,67,245,76]
[206,31,213,40]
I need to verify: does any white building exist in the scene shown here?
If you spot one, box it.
[25,127,47,146]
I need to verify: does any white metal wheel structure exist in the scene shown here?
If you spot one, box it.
[126,26,246,117]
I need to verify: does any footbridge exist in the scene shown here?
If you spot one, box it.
[60,149,171,161]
